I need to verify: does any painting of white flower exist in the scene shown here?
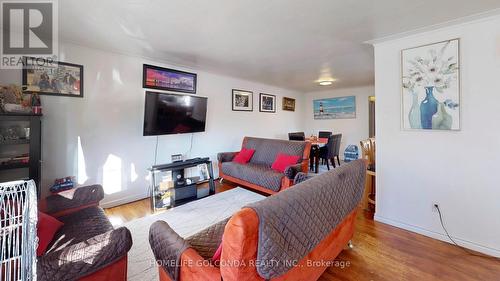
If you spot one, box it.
[401,39,460,130]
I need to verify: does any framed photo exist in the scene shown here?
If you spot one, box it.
[22,58,83,98]
[401,39,460,130]
[313,96,356,119]
[232,89,253,111]
[259,93,276,113]
[282,97,295,111]
[143,64,197,94]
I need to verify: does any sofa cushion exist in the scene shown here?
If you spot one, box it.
[38,227,132,281]
[271,153,300,173]
[212,243,223,263]
[185,217,230,260]
[46,206,113,254]
[233,148,255,164]
[244,137,306,167]
[37,211,64,256]
[221,162,283,192]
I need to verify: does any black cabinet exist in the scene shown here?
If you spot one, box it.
[0,114,42,198]
[149,158,216,212]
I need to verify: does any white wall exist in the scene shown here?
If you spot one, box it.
[373,15,500,256]
[0,42,304,207]
[304,86,373,156]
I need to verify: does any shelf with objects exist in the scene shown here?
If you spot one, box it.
[148,157,216,212]
[0,113,42,198]
[0,85,43,198]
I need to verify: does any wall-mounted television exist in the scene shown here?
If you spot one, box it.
[143,91,208,136]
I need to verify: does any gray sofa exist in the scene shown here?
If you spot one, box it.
[217,136,311,194]
[149,160,366,281]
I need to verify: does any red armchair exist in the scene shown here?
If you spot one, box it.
[38,185,132,281]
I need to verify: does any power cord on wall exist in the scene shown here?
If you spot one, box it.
[185,133,194,158]
[153,133,193,167]
[435,204,499,260]
[154,136,159,165]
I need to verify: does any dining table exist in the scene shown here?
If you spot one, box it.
[305,137,328,173]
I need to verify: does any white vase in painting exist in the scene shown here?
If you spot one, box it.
[408,91,421,129]
[432,103,452,130]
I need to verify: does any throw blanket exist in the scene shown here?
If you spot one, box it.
[246,159,366,279]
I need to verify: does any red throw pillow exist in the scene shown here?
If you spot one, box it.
[271,153,300,173]
[37,211,64,256]
[212,242,223,264]
[233,148,255,164]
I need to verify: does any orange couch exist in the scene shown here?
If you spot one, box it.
[218,136,311,195]
[150,160,366,281]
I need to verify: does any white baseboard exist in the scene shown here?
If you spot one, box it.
[374,214,500,258]
[100,193,148,208]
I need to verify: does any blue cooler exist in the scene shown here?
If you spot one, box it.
[344,145,359,163]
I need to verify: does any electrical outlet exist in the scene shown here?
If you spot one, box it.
[432,202,439,213]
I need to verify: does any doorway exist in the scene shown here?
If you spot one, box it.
[368,96,375,137]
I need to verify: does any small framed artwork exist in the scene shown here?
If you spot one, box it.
[232,89,253,111]
[259,93,276,113]
[282,97,295,111]
[313,96,356,119]
[143,64,197,94]
[22,58,84,98]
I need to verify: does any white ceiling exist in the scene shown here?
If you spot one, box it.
[59,0,500,92]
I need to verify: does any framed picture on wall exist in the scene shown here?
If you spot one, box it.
[143,64,197,94]
[232,89,253,111]
[401,39,460,130]
[282,97,295,111]
[313,96,356,119]
[259,93,276,113]
[22,57,84,98]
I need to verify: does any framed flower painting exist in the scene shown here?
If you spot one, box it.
[401,39,460,130]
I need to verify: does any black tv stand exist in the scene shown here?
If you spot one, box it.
[149,157,215,212]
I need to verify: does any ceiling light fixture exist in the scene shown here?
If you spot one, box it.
[318,80,334,86]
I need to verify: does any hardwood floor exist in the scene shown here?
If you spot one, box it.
[104,181,238,224]
[104,182,500,281]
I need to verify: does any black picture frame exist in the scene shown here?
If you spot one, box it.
[232,89,253,111]
[259,93,276,113]
[22,57,84,98]
[143,64,197,94]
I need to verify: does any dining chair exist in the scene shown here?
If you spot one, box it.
[318,131,332,165]
[333,134,342,166]
[318,131,332,138]
[360,138,376,212]
[360,138,375,171]
[288,132,305,141]
[319,134,342,170]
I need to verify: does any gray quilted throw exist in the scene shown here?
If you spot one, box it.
[246,160,366,279]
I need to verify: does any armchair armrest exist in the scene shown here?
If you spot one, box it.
[284,163,303,180]
[37,227,132,281]
[217,152,238,163]
[294,172,314,184]
[44,184,104,216]
[149,221,190,281]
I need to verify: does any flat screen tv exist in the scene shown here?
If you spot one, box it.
[143,91,208,136]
